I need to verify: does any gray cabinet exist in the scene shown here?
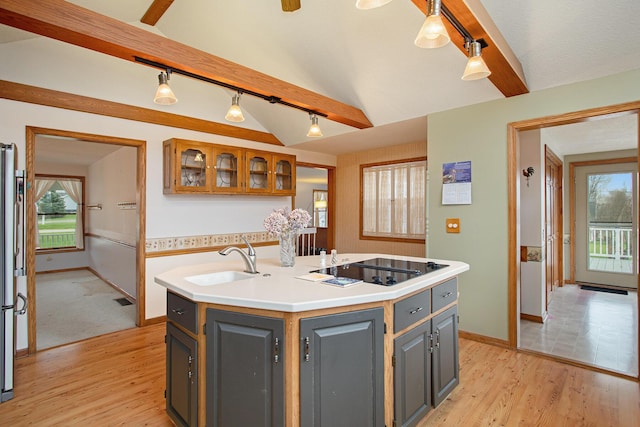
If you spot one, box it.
[393,321,432,427]
[166,322,198,427]
[394,304,459,427]
[432,305,459,407]
[300,307,385,427]
[206,309,285,427]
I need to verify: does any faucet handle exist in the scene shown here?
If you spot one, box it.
[241,235,256,256]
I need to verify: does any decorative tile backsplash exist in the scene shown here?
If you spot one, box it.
[146,231,274,254]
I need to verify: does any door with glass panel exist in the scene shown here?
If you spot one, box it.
[574,161,638,288]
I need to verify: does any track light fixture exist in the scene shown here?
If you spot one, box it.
[359,0,492,80]
[154,70,177,105]
[225,91,245,122]
[138,57,326,137]
[306,114,323,137]
[355,0,393,9]
[414,0,450,48]
[462,40,491,80]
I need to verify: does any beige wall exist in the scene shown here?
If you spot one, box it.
[335,141,427,256]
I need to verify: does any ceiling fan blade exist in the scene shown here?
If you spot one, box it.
[282,0,301,12]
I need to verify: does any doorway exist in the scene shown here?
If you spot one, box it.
[295,163,336,254]
[573,160,638,288]
[508,102,640,379]
[25,127,146,354]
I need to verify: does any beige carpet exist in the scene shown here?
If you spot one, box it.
[36,269,136,350]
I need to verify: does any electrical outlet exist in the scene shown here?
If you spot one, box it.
[446,218,460,233]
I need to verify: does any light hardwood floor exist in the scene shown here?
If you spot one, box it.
[1,324,638,426]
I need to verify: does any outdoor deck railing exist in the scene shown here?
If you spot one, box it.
[589,225,632,260]
[38,232,76,249]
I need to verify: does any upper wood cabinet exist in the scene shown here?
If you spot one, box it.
[163,139,295,196]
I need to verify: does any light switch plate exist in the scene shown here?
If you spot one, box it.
[446,218,460,233]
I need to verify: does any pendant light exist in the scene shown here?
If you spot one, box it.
[306,114,323,137]
[414,0,450,49]
[153,71,177,105]
[355,0,393,9]
[225,91,245,122]
[461,41,491,80]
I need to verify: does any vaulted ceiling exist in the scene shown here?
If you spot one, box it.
[1,0,639,155]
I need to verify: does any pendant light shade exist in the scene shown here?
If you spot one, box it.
[461,41,491,80]
[225,91,245,122]
[306,114,323,137]
[153,71,177,105]
[414,0,450,49]
[355,0,393,10]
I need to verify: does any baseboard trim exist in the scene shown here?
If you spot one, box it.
[142,315,167,326]
[86,267,136,302]
[520,313,545,323]
[459,330,510,348]
[15,348,28,359]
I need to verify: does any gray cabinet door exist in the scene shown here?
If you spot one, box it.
[432,305,459,407]
[206,309,285,427]
[166,322,198,427]
[300,307,385,427]
[394,320,432,427]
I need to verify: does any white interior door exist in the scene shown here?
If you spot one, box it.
[575,162,638,288]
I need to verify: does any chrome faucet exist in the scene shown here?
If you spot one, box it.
[219,236,258,274]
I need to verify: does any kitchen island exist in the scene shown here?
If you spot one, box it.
[155,253,469,427]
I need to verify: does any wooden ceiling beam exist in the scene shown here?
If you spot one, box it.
[411,0,528,97]
[0,79,283,145]
[140,0,174,26]
[0,0,373,129]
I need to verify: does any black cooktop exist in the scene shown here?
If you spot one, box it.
[310,257,448,286]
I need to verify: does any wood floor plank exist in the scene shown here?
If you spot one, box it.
[1,323,637,426]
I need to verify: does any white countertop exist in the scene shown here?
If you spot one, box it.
[154,253,470,312]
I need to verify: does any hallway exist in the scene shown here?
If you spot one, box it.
[520,283,638,376]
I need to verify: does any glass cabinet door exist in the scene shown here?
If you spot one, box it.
[273,154,296,195]
[178,146,209,191]
[213,147,243,193]
[246,151,272,193]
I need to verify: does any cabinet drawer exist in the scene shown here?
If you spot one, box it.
[167,292,198,334]
[431,278,457,312]
[394,288,431,333]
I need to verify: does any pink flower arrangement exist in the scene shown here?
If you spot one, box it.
[263,208,311,238]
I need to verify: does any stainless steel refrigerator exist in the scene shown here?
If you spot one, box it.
[1,143,26,403]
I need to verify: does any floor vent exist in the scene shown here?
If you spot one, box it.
[114,297,133,306]
[579,285,628,295]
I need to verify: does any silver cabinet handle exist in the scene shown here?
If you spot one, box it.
[171,308,185,315]
[409,307,423,315]
[441,291,453,299]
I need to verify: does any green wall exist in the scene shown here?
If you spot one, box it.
[427,69,640,340]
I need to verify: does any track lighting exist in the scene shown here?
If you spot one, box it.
[225,91,245,122]
[462,40,491,81]
[153,70,177,105]
[360,0,492,80]
[355,0,393,9]
[414,0,450,49]
[306,114,323,137]
[139,57,327,137]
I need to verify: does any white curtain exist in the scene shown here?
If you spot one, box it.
[34,178,56,247]
[362,160,426,239]
[58,179,84,249]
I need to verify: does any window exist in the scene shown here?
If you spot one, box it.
[360,158,426,242]
[313,189,328,228]
[35,176,84,251]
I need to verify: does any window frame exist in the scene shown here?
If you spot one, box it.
[35,174,86,254]
[359,157,427,243]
